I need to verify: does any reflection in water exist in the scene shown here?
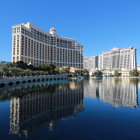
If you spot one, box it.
[84,78,138,108]
[9,82,84,136]
[0,78,138,139]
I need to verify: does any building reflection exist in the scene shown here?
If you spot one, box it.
[9,82,84,136]
[84,78,138,108]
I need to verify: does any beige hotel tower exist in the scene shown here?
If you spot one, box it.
[12,22,83,68]
[98,47,137,71]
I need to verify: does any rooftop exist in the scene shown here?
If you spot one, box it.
[13,22,77,41]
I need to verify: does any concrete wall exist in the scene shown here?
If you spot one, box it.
[0,74,68,88]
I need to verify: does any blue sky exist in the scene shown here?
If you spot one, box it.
[0,0,140,64]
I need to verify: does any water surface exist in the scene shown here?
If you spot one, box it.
[0,78,140,140]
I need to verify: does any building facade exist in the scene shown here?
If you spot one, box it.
[98,47,137,71]
[0,61,9,65]
[12,22,83,68]
[137,66,140,71]
[83,56,98,70]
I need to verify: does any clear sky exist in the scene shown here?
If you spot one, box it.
[0,0,140,64]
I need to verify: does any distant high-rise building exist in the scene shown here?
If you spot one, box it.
[137,66,140,71]
[98,47,137,70]
[12,22,83,68]
[83,56,98,70]
[0,61,9,65]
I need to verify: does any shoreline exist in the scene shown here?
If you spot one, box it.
[0,74,68,88]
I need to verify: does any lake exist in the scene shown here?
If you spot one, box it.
[0,78,140,140]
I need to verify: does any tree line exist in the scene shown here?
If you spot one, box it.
[91,70,140,77]
[0,61,89,77]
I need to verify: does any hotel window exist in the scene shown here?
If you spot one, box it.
[13,28,16,33]
[17,27,20,33]
[42,45,44,60]
[40,43,42,59]
[37,43,39,59]
[34,41,36,58]
[21,36,24,55]
[31,40,33,57]
[28,39,30,57]
[25,37,27,56]
[17,35,19,55]
[22,28,24,34]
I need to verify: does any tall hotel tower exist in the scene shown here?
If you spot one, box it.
[98,47,137,70]
[12,22,83,68]
[84,56,98,70]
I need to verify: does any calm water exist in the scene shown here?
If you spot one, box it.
[0,78,140,140]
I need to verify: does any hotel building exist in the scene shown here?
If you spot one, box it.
[83,56,98,70]
[137,66,140,71]
[98,47,137,71]
[12,22,83,68]
[0,61,9,65]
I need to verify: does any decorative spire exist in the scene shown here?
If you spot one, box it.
[50,27,56,35]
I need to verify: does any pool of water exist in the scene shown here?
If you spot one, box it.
[0,78,140,140]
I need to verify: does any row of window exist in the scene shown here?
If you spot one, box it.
[14,27,80,49]
[20,36,83,62]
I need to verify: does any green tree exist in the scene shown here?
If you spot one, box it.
[15,61,28,69]
[10,67,22,77]
[24,69,32,76]
[60,67,70,74]
[81,69,89,77]
[114,70,121,77]
[92,70,103,77]
[129,69,139,77]
[2,66,9,76]
[55,67,60,74]
[40,64,56,74]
